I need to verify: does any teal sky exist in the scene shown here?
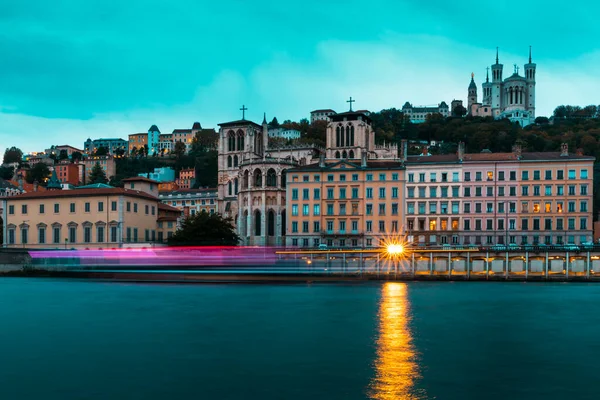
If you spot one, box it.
[1,0,599,155]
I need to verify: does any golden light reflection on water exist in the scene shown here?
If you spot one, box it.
[369,282,424,400]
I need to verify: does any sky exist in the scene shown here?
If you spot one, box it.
[1,0,599,156]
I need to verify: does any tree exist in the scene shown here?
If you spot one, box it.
[58,149,69,160]
[130,147,138,157]
[88,162,108,184]
[114,148,126,157]
[168,211,239,246]
[173,141,186,159]
[0,165,14,180]
[452,105,467,117]
[94,146,109,156]
[534,117,549,125]
[143,144,149,157]
[25,163,51,185]
[190,129,218,154]
[71,151,83,162]
[3,146,23,164]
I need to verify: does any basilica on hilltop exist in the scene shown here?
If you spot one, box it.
[468,47,537,126]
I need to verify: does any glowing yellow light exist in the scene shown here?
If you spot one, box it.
[307,260,312,265]
[386,244,404,256]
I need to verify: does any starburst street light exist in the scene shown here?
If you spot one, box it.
[381,234,410,260]
[386,244,405,258]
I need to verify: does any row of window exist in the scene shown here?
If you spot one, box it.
[291,187,401,201]
[406,217,589,231]
[408,169,589,183]
[8,202,156,216]
[407,184,588,198]
[6,226,175,245]
[407,200,589,215]
[168,199,215,206]
[292,173,400,183]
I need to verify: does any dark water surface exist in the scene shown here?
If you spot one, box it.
[1,279,600,399]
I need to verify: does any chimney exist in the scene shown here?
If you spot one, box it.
[400,139,408,162]
[33,180,38,192]
[361,151,367,167]
[512,144,522,160]
[17,174,23,191]
[560,143,569,157]
[421,145,429,156]
[576,148,584,156]
[319,152,325,168]
[457,142,465,161]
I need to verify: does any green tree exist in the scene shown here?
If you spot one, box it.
[114,148,126,157]
[71,151,83,162]
[452,105,467,117]
[58,149,69,160]
[3,146,23,164]
[0,165,14,180]
[143,144,149,157]
[168,211,239,246]
[130,147,138,157]
[88,162,108,184]
[173,141,186,159]
[94,146,109,156]
[190,129,218,154]
[25,163,51,185]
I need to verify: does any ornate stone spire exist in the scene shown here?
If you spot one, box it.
[496,47,499,64]
[47,169,62,190]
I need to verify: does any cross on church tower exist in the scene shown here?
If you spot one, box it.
[240,105,248,120]
[347,96,355,112]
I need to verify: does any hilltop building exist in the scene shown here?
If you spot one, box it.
[84,139,127,155]
[468,47,536,126]
[401,102,450,123]
[310,109,337,123]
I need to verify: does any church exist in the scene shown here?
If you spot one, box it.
[468,47,537,126]
[216,107,318,246]
[216,100,399,247]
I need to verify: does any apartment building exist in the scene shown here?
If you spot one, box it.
[1,186,179,249]
[404,143,594,246]
[286,157,405,248]
[159,189,218,218]
[82,155,116,184]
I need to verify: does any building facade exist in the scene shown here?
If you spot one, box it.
[217,113,317,246]
[83,139,127,155]
[82,155,116,184]
[138,167,175,183]
[176,168,195,189]
[159,189,218,219]
[401,102,450,123]
[310,109,337,123]
[268,128,301,140]
[128,133,148,154]
[1,186,178,249]
[54,161,80,185]
[469,47,536,126]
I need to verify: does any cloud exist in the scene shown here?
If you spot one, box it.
[2,35,600,158]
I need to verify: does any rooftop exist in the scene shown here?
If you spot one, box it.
[4,187,158,201]
[218,119,263,129]
[122,177,160,184]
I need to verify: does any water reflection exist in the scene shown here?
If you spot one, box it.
[369,282,424,399]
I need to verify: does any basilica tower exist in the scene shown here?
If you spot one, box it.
[467,73,477,114]
[491,47,504,117]
[524,46,536,119]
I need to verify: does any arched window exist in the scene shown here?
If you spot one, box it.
[228,181,232,196]
[237,132,245,151]
[340,125,345,147]
[280,170,287,188]
[227,131,235,151]
[254,210,262,236]
[234,155,238,167]
[266,168,277,187]
[227,155,232,168]
[350,125,355,146]
[349,150,355,159]
[254,169,263,187]
[267,210,275,236]
[336,126,341,147]
[346,125,350,147]
[335,151,340,159]
[243,170,249,189]
[342,150,347,159]
[234,178,238,194]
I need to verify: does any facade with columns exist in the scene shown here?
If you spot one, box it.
[468,47,537,127]
[217,114,317,246]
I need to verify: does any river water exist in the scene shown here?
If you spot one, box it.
[1,279,599,399]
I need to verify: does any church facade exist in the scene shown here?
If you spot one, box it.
[468,47,537,127]
[217,112,317,246]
